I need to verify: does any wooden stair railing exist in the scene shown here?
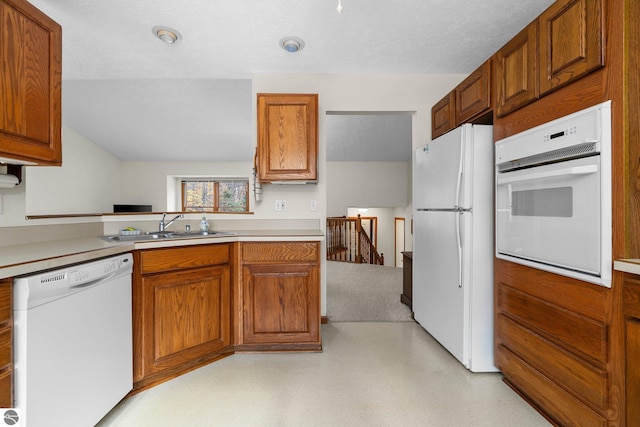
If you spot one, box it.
[326,215,384,265]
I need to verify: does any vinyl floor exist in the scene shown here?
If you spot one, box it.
[97,322,550,427]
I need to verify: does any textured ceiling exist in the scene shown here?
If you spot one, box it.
[30,0,555,162]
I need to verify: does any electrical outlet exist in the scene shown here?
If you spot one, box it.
[310,200,317,211]
[275,199,286,211]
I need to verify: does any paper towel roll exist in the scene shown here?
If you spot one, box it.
[0,173,19,188]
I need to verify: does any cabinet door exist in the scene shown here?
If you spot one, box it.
[138,265,231,379]
[455,60,492,125]
[257,93,318,182]
[538,0,604,96]
[0,0,62,165]
[242,263,320,347]
[495,22,539,117]
[431,92,455,139]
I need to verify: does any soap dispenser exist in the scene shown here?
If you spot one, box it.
[199,214,209,232]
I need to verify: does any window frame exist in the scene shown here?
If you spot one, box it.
[180,178,250,213]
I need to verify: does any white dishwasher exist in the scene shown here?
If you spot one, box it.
[13,253,133,427]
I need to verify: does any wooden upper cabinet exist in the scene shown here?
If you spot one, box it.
[431,60,491,139]
[495,22,539,117]
[431,92,455,139]
[257,93,318,182]
[455,59,492,125]
[0,0,62,165]
[538,0,604,96]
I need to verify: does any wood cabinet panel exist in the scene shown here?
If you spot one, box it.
[498,284,606,364]
[142,266,231,369]
[538,0,604,96]
[623,275,640,318]
[497,314,606,410]
[431,92,455,139]
[0,280,11,324]
[495,22,539,117]
[242,263,319,345]
[0,0,62,165]
[257,93,318,182]
[498,346,606,427]
[241,241,318,263]
[0,329,10,371]
[0,370,11,408]
[626,318,640,426]
[140,244,230,274]
[623,274,640,426]
[238,241,321,351]
[455,59,492,125]
[495,259,606,321]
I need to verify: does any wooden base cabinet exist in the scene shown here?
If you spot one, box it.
[495,260,612,426]
[133,244,233,391]
[623,273,640,426]
[238,242,321,352]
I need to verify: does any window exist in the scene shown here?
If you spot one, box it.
[181,178,249,212]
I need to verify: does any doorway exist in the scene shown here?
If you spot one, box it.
[394,217,405,267]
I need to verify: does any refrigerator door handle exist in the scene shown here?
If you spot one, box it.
[456,210,463,288]
[454,134,465,209]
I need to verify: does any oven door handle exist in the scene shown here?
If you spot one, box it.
[496,164,598,185]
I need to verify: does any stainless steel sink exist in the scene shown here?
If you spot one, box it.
[101,230,235,242]
[169,231,236,238]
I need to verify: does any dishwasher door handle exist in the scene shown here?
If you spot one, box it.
[70,272,117,290]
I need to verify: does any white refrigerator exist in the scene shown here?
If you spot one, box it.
[412,124,497,372]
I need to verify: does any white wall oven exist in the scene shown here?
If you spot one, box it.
[495,101,612,287]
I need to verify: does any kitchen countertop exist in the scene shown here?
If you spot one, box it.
[0,229,324,279]
[614,259,640,275]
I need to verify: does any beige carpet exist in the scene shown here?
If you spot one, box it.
[327,261,413,322]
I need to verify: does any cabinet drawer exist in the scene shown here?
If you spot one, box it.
[497,346,605,427]
[0,281,10,324]
[498,284,606,364]
[497,314,606,410]
[0,369,11,408]
[241,242,318,263]
[0,328,11,370]
[140,244,230,274]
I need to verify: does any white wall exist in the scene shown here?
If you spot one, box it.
[326,161,409,217]
[0,126,121,226]
[117,161,252,211]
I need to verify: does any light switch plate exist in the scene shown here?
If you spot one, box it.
[310,200,317,211]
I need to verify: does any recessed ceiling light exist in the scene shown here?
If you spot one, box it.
[279,37,305,53]
[152,26,182,44]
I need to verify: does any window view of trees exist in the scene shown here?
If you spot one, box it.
[182,179,249,212]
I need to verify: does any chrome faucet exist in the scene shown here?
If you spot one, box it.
[159,213,183,231]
